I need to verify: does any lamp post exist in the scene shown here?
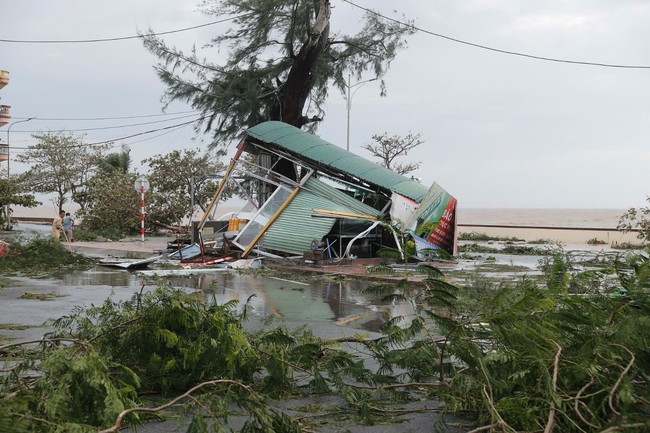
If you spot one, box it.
[345,74,378,151]
[5,117,35,229]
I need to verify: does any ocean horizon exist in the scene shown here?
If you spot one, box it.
[457,208,627,229]
[13,205,629,230]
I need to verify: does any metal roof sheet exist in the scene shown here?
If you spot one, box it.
[247,121,430,202]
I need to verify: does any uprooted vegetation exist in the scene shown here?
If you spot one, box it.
[0,236,93,276]
[1,250,650,432]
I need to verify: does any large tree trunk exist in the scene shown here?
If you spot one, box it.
[270,0,331,128]
[268,0,331,181]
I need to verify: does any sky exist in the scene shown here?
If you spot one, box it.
[2,0,650,210]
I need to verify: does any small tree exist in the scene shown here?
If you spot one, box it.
[16,132,110,212]
[142,149,228,227]
[78,172,141,235]
[0,178,39,227]
[618,197,650,244]
[362,132,423,176]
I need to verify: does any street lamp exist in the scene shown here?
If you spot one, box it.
[5,117,35,229]
[345,74,378,151]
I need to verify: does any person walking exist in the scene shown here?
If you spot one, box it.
[51,210,65,240]
[62,212,74,242]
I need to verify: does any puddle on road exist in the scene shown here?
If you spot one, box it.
[0,266,401,342]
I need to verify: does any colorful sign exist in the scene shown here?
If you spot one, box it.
[404,183,457,255]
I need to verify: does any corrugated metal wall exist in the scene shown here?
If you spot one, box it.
[263,190,337,255]
[263,178,382,255]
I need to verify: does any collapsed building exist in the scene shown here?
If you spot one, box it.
[197,121,457,261]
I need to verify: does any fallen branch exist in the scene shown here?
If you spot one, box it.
[366,403,440,415]
[97,379,253,433]
[347,381,449,390]
[608,345,635,417]
[598,423,645,433]
[467,422,502,433]
[572,379,600,429]
[0,337,87,353]
[481,386,512,433]
[544,342,562,433]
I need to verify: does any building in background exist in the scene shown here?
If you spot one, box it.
[0,69,10,161]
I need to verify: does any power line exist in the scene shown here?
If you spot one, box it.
[343,0,650,69]
[0,15,248,44]
[14,113,202,134]
[9,110,200,122]
[10,116,205,150]
[9,121,192,155]
[7,93,258,150]
[124,122,194,146]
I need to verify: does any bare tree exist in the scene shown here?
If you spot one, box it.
[362,132,423,176]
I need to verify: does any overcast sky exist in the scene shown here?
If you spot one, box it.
[2,0,649,210]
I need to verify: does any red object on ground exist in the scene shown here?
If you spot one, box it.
[0,240,10,256]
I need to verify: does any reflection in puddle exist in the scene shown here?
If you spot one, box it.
[2,267,404,340]
[150,272,391,332]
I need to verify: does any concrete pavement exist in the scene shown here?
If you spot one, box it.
[64,236,175,258]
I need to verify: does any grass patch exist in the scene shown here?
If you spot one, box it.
[459,243,550,256]
[458,231,525,242]
[611,242,645,250]
[474,263,532,273]
[0,323,34,331]
[528,238,552,244]
[19,291,65,301]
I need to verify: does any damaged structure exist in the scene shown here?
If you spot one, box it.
[197,121,457,261]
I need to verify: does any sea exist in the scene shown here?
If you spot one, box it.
[456,208,627,229]
[14,205,628,230]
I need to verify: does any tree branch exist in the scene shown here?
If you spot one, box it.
[543,342,562,433]
[0,337,87,353]
[98,379,254,433]
[608,344,635,417]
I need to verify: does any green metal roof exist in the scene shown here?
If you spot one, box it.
[246,121,429,202]
[263,177,381,255]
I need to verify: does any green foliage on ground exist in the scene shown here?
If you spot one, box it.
[0,237,93,276]
[54,284,259,393]
[460,242,551,255]
[2,249,650,432]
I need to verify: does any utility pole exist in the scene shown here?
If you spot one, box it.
[5,117,35,229]
[344,74,378,152]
